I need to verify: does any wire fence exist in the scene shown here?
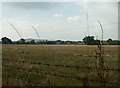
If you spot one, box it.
[2,45,119,86]
[3,58,119,72]
[2,64,118,86]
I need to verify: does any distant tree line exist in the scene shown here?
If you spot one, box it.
[1,36,120,45]
[83,36,120,45]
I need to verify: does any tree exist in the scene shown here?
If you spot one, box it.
[15,38,25,44]
[1,37,13,44]
[30,40,36,44]
[83,36,95,45]
[19,38,25,44]
[107,38,113,45]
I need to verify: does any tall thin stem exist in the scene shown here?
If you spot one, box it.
[31,25,40,42]
[8,21,22,39]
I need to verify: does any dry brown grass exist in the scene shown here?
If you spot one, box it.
[2,44,118,86]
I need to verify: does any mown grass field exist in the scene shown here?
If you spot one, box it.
[2,45,119,86]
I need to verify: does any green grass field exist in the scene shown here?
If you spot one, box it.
[2,45,119,86]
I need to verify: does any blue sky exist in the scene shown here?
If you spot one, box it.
[0,2,118,41]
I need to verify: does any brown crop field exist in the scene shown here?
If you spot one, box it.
[2,45,119,86]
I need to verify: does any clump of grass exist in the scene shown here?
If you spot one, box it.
[82,74,89,87]
[40,77,51,86]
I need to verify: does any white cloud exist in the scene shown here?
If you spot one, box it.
[67,16,81,22]
[74,2,118,23]
[54,13,63,17]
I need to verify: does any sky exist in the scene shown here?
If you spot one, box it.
[0,1,118,41]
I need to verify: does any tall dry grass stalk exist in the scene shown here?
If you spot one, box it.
[95,20,109,86]
[8,21,23,39]
[31,25,41,43]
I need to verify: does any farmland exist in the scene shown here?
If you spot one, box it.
[2,45,119,86]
